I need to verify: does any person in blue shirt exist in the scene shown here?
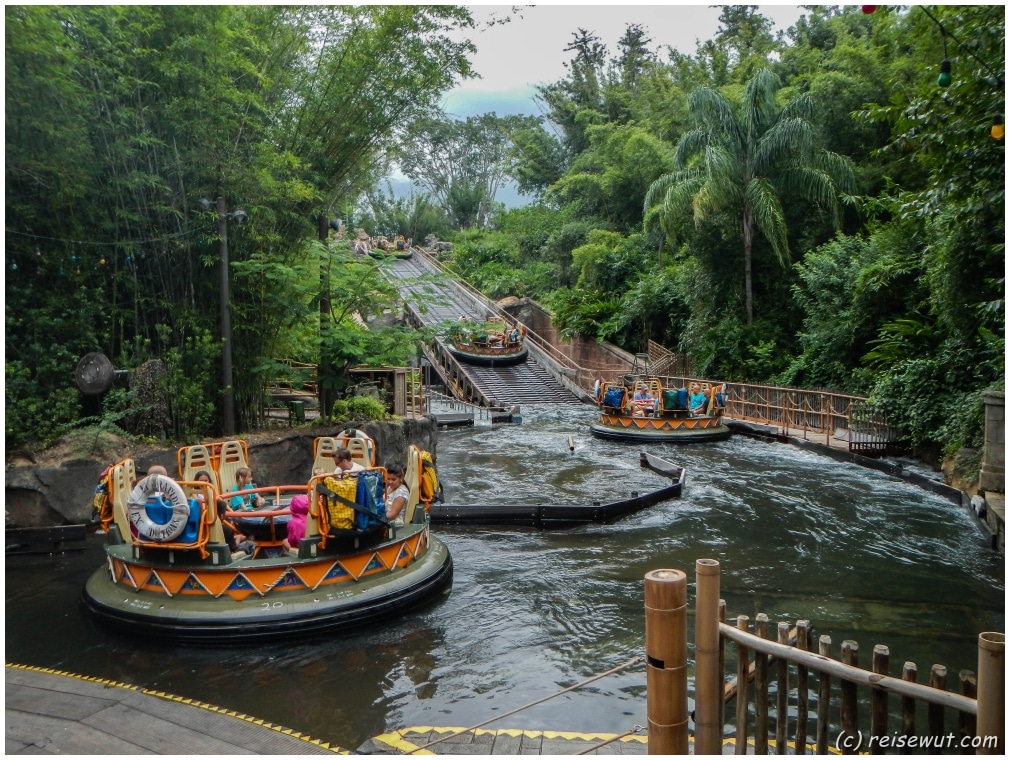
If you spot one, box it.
[689,383,708,414]
[632,385,655,416]
[229,467,265,511]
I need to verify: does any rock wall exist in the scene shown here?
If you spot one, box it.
[4,417,438,528]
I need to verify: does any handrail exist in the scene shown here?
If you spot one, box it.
[719,622,977,714]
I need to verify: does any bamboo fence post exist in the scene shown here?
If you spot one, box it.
[871,645,890,742]
[735,615,750,755]
[795,621,810,754]
[976,631,1005,755]
[644,568,689,755]
[928,664,947,752]
[840,640,859,754]
[694,559,722,756]
[816,636,831,755]
[718,598,727,740]
[958,670,976,744]
[776,622,790,754]
[755,614,770,756]
[901,661,917,755]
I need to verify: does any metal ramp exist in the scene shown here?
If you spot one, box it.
[381,252,581,407]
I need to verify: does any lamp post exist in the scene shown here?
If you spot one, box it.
[206,196,247,436]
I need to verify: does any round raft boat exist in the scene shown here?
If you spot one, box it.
[589,379,732,444]
[447,316,528,367]
[82,443,451,644]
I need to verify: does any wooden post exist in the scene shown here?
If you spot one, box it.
[976,631,1005,755]
[694,559,722,756]
[816,636,832,755]
[871,645,890,742]
[901,661,917,755]
[755,614,770,756]
[840,640,859,754]
[735,615,750,755]
[776,622,790,754]
[928,664,947,753]
[644,569,689,755]
[796,621,810,754]
[958,670,977,744]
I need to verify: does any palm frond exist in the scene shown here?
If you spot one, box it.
[780,166,843,227]
[663,175,706,222]
[778,92,813,123]
[687,87,740,145]
[814,149,859,195]
[754,117,814,174]
[643,169,697,212]
[673,128,709,168]
[741,68,781,138]
[745,177,789,265]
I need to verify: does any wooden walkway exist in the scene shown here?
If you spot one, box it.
[5,664,343,755]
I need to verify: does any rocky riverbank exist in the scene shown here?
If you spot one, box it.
[5,417,438,528]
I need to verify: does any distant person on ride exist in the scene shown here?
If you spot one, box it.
[229,467,265,511]
[689,384,708,414]
[632,385,655,416]
[384,465,409,525]
[282,494,310,553]
[334,448,365,473]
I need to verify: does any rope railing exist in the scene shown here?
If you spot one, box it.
[405,656,644,754]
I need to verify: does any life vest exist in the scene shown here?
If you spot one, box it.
[418,450,443,504]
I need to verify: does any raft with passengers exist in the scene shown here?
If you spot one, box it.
[589,376,732,443]
[82,433,452,644]
[446,315,528,367]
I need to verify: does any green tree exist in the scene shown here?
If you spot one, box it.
[644,68,856,324]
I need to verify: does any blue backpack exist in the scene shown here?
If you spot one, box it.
[354,470,386,530]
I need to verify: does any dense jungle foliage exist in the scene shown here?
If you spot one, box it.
[5,5,1004,464]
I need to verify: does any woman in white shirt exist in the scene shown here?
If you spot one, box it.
[385,465,410,525]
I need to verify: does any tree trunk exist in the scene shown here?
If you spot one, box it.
[742,207,754,324]
[317,214,335,418]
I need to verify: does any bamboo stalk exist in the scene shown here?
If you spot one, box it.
[644,568,688,755]
[735,616,750,755]
[927,664,947,753]
[900,661,917,755]
[976,632,1004,755]
[776,622,790,754]
[755,614,769,756]
[719,626,976,714]
[958,669,976,744]
[816,636,831,755]
[724,625,798,702]
[795,621,810,754]
[871,645,890,741]
[839,641,858,755]
[694,559,722,756]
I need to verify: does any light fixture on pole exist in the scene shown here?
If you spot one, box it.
[201,197,247,435]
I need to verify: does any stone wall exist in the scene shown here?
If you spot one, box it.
[980,391,1004,493]
[4,417,438,528]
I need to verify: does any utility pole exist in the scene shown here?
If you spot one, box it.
[218,196,235,435]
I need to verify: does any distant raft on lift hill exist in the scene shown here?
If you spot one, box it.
[589,377,732,443]
[446,316,528,367]
[81,437,451,644]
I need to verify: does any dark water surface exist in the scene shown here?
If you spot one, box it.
[5,404,1004,750]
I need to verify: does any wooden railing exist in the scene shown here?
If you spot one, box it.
[644,560,1005,755]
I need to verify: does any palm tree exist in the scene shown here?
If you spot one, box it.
[644,68,855,323]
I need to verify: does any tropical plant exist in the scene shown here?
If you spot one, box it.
[644,68,857,324]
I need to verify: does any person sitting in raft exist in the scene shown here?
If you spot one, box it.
[689,384,708,415]
[281,494,310,553]
[631,385,655,416]
[334,447,365,473]
[384,465,410,525]
[229,466,265,511]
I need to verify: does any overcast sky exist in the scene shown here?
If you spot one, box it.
[441,4,807,117]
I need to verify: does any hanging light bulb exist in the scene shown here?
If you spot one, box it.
[99,257,106,266]
[35,247,42,260]
[11,261,18,271]
[992,115,1004,140]
[937,59,952,87]
[861,5,877,13]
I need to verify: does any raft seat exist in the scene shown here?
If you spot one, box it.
[216,440,249,494]
[345,437,374,469]
[312,436,340,475]
[179,444,219,494]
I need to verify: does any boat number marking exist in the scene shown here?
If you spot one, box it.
[260,601,285,610]
[126,599,152,610]
[326,591,354,600]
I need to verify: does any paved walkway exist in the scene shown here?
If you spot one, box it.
[5,664,343,755]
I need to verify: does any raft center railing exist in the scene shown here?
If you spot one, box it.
[644,560,1005,755]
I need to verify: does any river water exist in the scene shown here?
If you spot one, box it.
[5,404,1004,750]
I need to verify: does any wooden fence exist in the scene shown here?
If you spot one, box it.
[645,561,1004,755]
